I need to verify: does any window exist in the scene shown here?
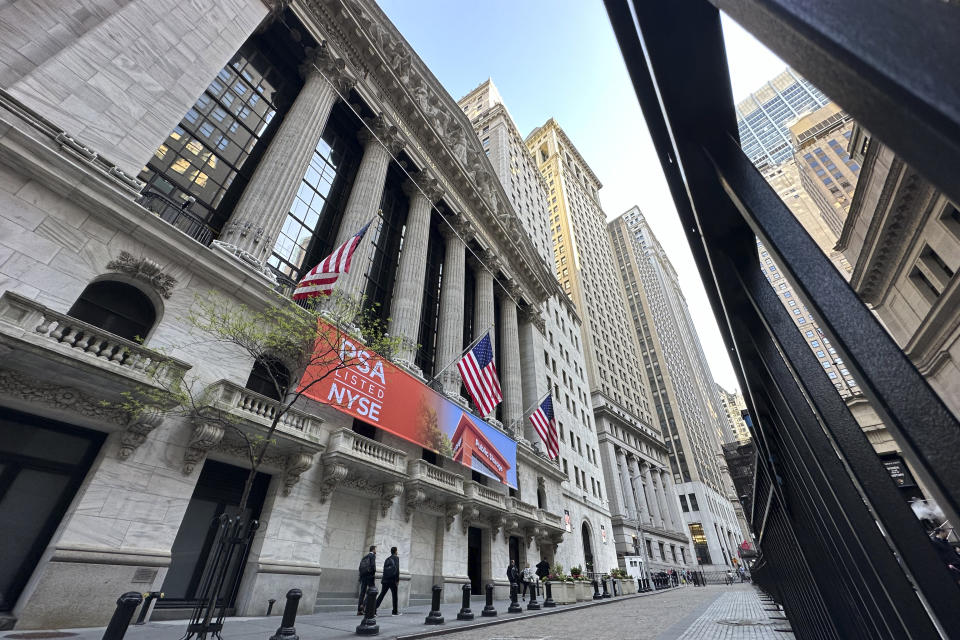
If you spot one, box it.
[244,357,290,401]
[679,494,689,512]
[68,281,157,342]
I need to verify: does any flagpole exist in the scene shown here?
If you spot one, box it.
[425,324,495,389]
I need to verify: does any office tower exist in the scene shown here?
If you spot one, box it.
[525,119,692,572]
[609,208,749,569]
[717,385,751,444]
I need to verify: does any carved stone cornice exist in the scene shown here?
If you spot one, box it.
[303,41,356,94]
[0,367,128,425]
[445,502,462,531]
[106,251,177,299]
[319,461,349,503]
[380,480,404,517]
[404,487,426,522]
[461,504,480,534]
[183,422,226,475]
[283,451,317,496]
[403,169,443,204]
[118,410,163,460]
[359,112,404,154]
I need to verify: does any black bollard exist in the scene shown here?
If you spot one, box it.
[601,578,611,599]
[612,579,618,596]
[267,599,277,617]
[457,583,474,620]
[425,584,444,625]
[591,578,602,600]
[542,581,556,608]
[526,580,540,611]
[355,586,379,635]
[481,583,497,617]
[508,583,523,613]
[102,592,142,640]
[270,589,302,640]
[134,591,163,626]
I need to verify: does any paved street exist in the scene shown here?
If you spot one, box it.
[1,585,791,640]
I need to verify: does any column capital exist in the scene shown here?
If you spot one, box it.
[518,304,545,332]
[497,278,522,302]
[359,112,404,154]
[467,247,500,274]
[302,41,356,94]
[439,215,472,242]
[403,168,443,203]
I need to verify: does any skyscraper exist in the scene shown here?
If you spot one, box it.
[609,207,748,569]
[717,385,751,444]
[525,119,692,572]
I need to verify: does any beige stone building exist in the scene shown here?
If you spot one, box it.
[0,0,584,629]
[717,385,750,445]
[609,209,748,569]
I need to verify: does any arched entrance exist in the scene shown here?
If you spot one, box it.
[581,522,594,573]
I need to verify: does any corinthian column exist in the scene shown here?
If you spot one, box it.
[472,251,497,354]
[389,171,443,371]
[653,470,671,530]
[662,472,683,533]
[221,45,353,261]
[643,463,663,528]
[435,221,468,396]
[332,114,404,297]
[497,285,522,434]
[616,449,636,521]
[629,456,650,524]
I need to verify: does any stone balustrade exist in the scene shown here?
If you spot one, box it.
[206,380,325,446]
[0,291,190,387]
[509,497,538,520]
[464,480,507,510]
[407,459,464,494]
[324,427,407,475]
[539,509,564,531]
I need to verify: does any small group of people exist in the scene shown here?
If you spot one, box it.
[724,565,748,584]
[506,558,550,600]
[357,545,401,616]
[930,527,960,585]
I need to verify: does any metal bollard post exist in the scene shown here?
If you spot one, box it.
[543,582,556,608]
[102,592,143,640]
[355,586,379,635]
[267,599,277,616]
[508,583,523,613]
[612,579,618,597]
[134,591,163,626]
[482,583,497,617]
[526,580,540,611]
[457,583,474,620]
[601,578,611,598]
[424,584,444,625]
[591,579,602,600]
[269,589,303,640]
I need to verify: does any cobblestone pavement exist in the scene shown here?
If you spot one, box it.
[410,585,791,640]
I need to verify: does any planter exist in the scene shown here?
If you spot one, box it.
[547,581,576,604]
[574,580,592,601]
[621,579,637,595]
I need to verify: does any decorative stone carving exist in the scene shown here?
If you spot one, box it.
[380,481,404,517]
[0,368,128,424]
[319,462,349,503]
[282,452,316,496]
[360,113,404,154]
[303,41,356,94]
[105,252,178,299]
[183,422,226,475]
[444,502,462,531]
[461,505,480,534]
[493,515,509,540]
[118,410,163,459]
[404,488,426,522]
[403,169,443,204]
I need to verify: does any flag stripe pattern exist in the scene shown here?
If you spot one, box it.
[293,220,372,300]
[457,333,502,416]
[529,394,559,459]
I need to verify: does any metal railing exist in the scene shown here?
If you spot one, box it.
[136,191,217,246]
[604,1,960,638]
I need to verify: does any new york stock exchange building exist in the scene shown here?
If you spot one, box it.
[0,0,633,629]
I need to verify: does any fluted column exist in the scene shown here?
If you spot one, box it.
[629,456,650,524]
[653,470,671,530]
[222,45,353,261]
[435,222,467,396]
[472,251,497,353]
[616,449,636,521]
[498,286,523,433]
[518,305,544,444]
[389,171,442,370]
[332,114,404,297]
[602,441,628,519]
[662,472,683,532]
[643,463,663,528]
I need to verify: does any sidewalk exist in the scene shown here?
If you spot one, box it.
[659,586,794,639]
[2,588,682,640]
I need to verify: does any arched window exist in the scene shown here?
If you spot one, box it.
[244,357,290,402]
[68,281,156,342]
[537,479,547,509]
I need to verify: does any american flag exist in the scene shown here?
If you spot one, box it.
[529,395,559,459]
[457,332,502,416]
[292,220,372,300]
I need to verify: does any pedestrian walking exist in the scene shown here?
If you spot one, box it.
[357,545,376,615]
[725,569,734,585]
[931,528,960,584]
[521,563,536,600]
[738,565,746,582]
[507,559,520,587]
[375,546,401,615]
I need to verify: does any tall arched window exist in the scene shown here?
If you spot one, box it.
[68,281,157,342]
[244,357,290,402]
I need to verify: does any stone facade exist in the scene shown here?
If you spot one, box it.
[0,0,570,629]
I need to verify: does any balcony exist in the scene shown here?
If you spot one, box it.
[403,459,465,522]
[464,480,507,511]
[538,509,565,534]
[0,291,190,395]
[509,496,539,524]
[319,428,408,507]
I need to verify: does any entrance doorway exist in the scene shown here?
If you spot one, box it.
[0,410,104,612]
[160,460,269,610]
[509,535,521,570]
[581,523,594,573]
[467,527,482,594]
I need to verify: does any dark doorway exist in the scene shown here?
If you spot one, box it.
[467,527,482,594]
[68,280,156,342]
[160,460,269,609]
[0,409,104,612]
[509,535,521,570]
[581,523,594,573]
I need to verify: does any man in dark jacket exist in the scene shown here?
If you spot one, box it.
[375,546,401,615]
[535,559,550,581]
[507,559,520,587]
[357,545,377,615]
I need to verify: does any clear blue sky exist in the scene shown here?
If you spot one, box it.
[377,0,786,393]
